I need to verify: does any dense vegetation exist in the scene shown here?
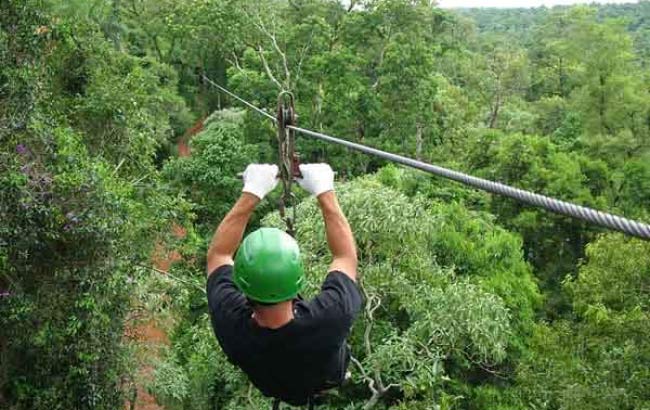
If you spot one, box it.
[1,1,649,409]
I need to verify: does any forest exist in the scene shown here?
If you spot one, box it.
[1,0,649,409]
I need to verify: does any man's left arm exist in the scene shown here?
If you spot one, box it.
[206,193,259,275]
[206,164,278,275]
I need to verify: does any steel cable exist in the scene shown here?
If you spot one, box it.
[204,76,650,240]
[202,75,277,121]
[288,126,650,240]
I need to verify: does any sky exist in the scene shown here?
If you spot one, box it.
[437,0,638,8]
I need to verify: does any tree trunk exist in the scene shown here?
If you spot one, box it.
[489,92,501,129]
[363,392,382,410]
[599,74,607,134]
[415,122,424,160]
[558,57,569,98]
[109,0,121,50]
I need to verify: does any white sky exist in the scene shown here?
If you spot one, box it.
[438,0,638,8]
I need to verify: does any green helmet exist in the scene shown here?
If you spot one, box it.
[234,227,305,304]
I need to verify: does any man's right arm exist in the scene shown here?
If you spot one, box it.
[318,191,358,281]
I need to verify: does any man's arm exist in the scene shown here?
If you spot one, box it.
[318,191,358,281]
[206,193,259,275]
[206,164,279,276]
[297,163,358,281]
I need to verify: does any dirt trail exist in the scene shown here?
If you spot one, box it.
[125,117,205,410]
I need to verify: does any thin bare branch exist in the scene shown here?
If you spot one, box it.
[257,45,284,90]
[295,29,315,84]
[227,51,244,74]
[251,11,291,89]
[136,264,205,293]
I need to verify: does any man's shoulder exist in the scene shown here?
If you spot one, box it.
[207,263,234,282]
[207,264,238,298]
[324,270,359,288]
[321,270,363,305]
[206,264,250,326]
[297,271,362,324]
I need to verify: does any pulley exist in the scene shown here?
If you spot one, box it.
[276,92,301,237]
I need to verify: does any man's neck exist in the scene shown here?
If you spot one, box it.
[252,300,294,329]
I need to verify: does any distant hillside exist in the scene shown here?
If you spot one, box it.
[455,1,650,55]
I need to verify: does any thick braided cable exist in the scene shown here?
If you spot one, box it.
[201,76,650,240]
[288,126,650,240]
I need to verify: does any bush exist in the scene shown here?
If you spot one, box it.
[1,128,178,409]
[0,4,191,408]
[163,109,257,236]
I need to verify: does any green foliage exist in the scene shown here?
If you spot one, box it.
[465,131,610,292]
[518,234,650,410]
[427,203,541,347]
[376,165,540,347]
[0,126,182,409]
[262,176,538,409]
[151,314,271,410]
[616,157,650,221]
[144,258,276,409]
[150,173,539,409]
[567,234,650,316]
[0,0,50,135]
[45,24,191,167]
[0,2,191,408]
[4,0,650,408]
[162,109,257,235]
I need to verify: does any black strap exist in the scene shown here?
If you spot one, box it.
[271,397,316,410]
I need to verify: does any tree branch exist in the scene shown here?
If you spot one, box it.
[136,264,205,293]
[257,45,284,90]
[250,11,291,90]
[295,28,315,84]
[227,51,245,74]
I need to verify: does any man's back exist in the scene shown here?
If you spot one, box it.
[208,265,362,405]
[205,163,359,405]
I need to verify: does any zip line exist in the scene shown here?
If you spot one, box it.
[202,75,276,121]
[202,75,650,241]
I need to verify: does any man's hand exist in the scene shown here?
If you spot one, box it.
[242,164,279,200]
[206,164,277,275]
[297,163,334,197]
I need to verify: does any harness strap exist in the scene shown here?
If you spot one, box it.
[270,396,316,410]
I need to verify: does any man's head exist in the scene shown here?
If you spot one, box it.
[233,228,305,305]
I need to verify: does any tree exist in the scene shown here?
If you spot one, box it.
[478,39,530,130]
[162,109,259,237]
[276,174,541,409]
[518,234,650,410]
[375,3,441,160]
[1,3,190,408]
[464,131,611,314]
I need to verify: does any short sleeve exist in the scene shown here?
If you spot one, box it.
[307,271,363,322]
[206,264,248,320]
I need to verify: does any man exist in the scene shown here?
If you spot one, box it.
[206,163,362,407]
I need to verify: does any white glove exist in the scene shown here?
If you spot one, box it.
[242,164,279,200]
[296,163,335,197]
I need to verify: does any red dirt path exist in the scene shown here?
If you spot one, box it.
[125,117,205,410]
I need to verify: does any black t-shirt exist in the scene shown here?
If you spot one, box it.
[207,265,362,405]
